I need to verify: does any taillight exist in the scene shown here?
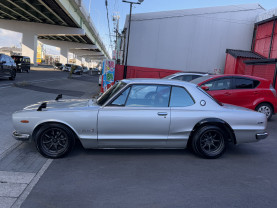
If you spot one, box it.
[270,84,277,97]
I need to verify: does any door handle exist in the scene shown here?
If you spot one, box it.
[158,112,168,116]
[254,91,259,94]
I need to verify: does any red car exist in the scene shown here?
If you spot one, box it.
[191,74,277,120]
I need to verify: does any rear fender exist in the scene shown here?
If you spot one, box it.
[189,118,236,144]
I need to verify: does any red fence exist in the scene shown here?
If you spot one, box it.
[114,65,181,81]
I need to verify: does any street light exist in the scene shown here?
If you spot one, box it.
[122,0,144,79]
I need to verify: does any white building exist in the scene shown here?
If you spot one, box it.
[123,4,265,74]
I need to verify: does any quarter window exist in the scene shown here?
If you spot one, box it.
[170,87,194,107]
[234,78,259,89]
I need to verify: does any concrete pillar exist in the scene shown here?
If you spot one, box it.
[76,56,82,65]
[22,34,38,66]
[60,47,68,65]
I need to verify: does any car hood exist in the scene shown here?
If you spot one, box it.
[23,99,99,111]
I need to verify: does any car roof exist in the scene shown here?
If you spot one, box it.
[122,78,198,87]
[11,55,29,58]
[173,71,210,75]
[209,74,269,81]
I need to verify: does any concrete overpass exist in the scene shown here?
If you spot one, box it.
[0,0,110,65]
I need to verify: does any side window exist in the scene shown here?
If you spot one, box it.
[172,76,182,80]
[125,85,170,107]
[234,78,257,89]
[170,86,195,107]
[192,75,201,80]
[202,78,231,91]
[111,87,130,106]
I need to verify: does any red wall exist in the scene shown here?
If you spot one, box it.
[224,54,236,74]
[224,54,256,75]
[245,64,276,89]
[114,65,181,81]
[254,20,277,58]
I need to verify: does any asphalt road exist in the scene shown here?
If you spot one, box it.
[0,66,101,208]
[21,119,277,207]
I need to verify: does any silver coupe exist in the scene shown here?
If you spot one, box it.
[12,79,268,159]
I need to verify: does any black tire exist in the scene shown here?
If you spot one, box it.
[35,124,75,158]
[256,103,273,120]
[26,69,29,73]
[191,125,226,159]
[9,70,16,80]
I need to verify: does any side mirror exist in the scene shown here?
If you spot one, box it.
[201,86,209,91]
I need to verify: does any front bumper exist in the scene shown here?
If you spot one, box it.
[12,131,30,141]
[256,132,268,141]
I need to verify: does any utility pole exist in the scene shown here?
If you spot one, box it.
[122,0,144,79]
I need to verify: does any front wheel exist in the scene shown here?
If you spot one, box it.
[9,70,16,80]
[191,125,226,159]
[35,124,75,158]
[256,103,273,120]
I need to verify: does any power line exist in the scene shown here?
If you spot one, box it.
[105,0,113,50]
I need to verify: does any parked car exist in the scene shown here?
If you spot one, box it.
[163,72,210,81]
[82,66,89,73]
[53,62,63,70]
[11,55,30,73]
[12,79,267,159]
[191,74,277,120]
[73,65,83,75]
[0,54,16,80]
[64,64,73,72]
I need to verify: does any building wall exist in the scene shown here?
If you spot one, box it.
[253,20,274,57]
[245,64,276,89]
[125,4,264,74]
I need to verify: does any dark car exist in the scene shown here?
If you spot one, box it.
[82,66,89,73]
[53,62,64,70]
[0,54,16,80]
[73,65,83,75]
[11,55,30,73]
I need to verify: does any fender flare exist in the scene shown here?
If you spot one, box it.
[190,118,236,144]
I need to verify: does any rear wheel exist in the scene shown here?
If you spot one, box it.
[256,103,273,120]
[35,124,75,158]
[191,125,226,159]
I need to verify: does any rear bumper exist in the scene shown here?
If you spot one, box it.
[256,132,268,141]
[12,131,31,141]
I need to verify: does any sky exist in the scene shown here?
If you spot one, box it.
[1,0,277,56]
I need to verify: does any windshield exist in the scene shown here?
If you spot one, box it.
[12,57,23,62]
[191,75,212,84]
[97,81,127,105]
[197,86,223,106]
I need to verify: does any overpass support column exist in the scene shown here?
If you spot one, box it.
[76,56,82,65]
[60,47,69,65]
[22,34,38,66]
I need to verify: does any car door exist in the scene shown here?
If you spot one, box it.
[168,86,196,147]
[230,77,259,109]
[201,77,233,104]
[97,84,171,148]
